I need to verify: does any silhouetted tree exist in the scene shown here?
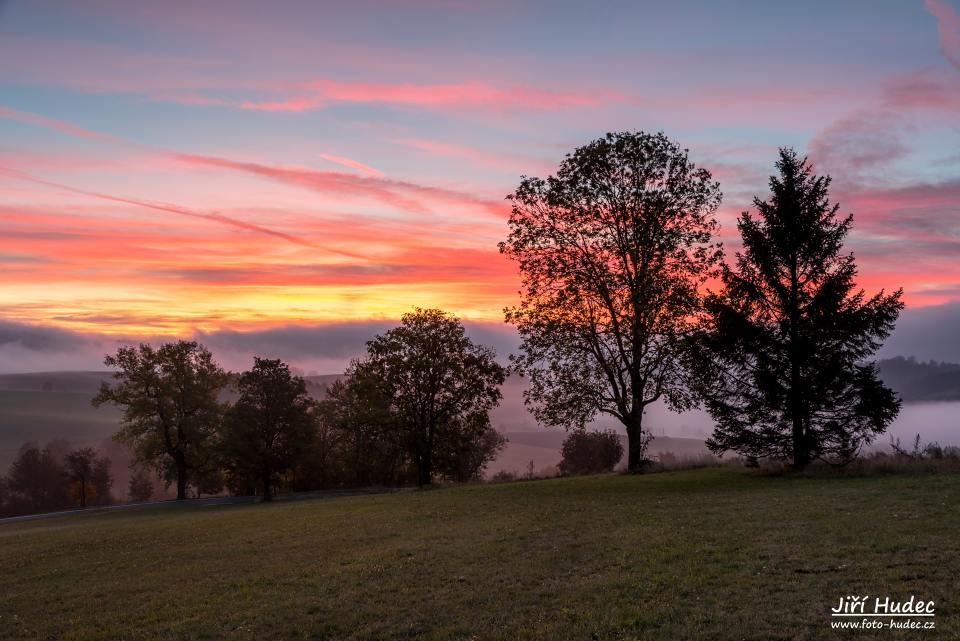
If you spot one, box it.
[434,419,507,482]
[500,131,722,471]
[290,410,342,491]
[6,442,71,514]
[90,455,113,505]
[127,466,154,502]
[350,308,506,486]
[64,447,112,508]
[691,149,903,469]
[324,377,387,485]
[318,375,411,487]
[221,358,317,501]
[0,476,9,517]
[559,429,625,475]
[93,341,228,500]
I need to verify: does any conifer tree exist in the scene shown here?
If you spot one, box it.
[692,149,903,469]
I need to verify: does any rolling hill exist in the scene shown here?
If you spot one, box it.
[2,468,958,640]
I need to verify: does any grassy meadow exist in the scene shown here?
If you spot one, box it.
[2,467,958,640]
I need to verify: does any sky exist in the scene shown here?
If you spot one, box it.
[0,0,959,372]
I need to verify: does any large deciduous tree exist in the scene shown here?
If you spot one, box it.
[221,358,317,501]
[93,341,228,500]
[349,308,506,486]
[500,131,723,471]
[691,149,903,469]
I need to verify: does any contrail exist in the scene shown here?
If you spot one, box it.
[0,167,366,259]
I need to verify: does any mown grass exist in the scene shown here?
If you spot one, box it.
[1,468,958,640]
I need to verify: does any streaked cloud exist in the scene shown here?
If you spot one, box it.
[0,105,118,142]
[926,0,960,70]
[239,79,619,113]
[0,167,325,251]
[317,152,383,177]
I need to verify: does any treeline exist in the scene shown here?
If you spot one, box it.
[92,309,506,501]
[0,442,113,517]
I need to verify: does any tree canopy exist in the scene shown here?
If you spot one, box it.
[347,308,506,486]
[500,131,722,471]
[221,358,317,501]
[93,341,228,499]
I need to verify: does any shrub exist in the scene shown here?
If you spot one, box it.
[654,452,724,472]
[489,469,519,483]
[559,429,624,476]
[756,435,960,477]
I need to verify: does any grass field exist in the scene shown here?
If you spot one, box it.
[1,468,958,640]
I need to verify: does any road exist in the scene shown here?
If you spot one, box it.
[0,487,407,525]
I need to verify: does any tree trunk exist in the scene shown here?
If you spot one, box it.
[176,471,188,500]
[791,414,808,471]
[788,256,808,472]
[790,340,807,470]
[174,453,189,500]
[625,411,645,472]
[417,448,432,487]
[262,466,273,502]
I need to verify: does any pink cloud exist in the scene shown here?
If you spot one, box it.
[317,152,383,177]
[0,105,508,218]
[0,105,118,143]
[392,137,555,175]
[240,79,617,113]
[881,71,960,109]
[0,167,338,253]
[807,69,960,185]
[808,110,909,178]
[240,96,323,112]
[925,0,960,70]
[173,152,508,218]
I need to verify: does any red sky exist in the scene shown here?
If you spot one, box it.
[0,1,958,369]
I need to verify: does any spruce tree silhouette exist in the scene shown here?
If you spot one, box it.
[691,149,903,469]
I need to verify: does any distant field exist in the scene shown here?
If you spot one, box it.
[0,371,711,480]
[0,387,122,471]
[0,371,955,482]
[1,468,957,640]
[492,432,710,475]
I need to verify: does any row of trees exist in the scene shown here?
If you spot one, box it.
[93,309,507,500]
[87,130,903,499]
[500,132,902,471]
[0,441,113,516]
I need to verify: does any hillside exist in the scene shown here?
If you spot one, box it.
[877,357,960,402]
[1,468,957,640]
[493,431,710,474]
[0,372,123,474]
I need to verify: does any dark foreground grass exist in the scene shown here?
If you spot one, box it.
[2,468,958,641]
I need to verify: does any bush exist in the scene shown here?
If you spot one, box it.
[489,469,519,483]
[653,452,724,472]
[559,429,624,476]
